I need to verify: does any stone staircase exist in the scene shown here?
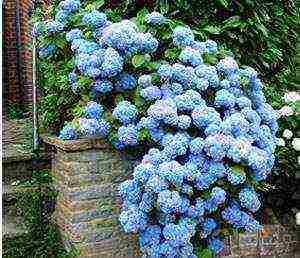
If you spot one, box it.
[2,118,50,240]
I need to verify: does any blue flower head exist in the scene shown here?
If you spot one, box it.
[66,29,83,42]
[205,39,218,54]
[46,21,64,34]
[117,124,139,146]
[157,190,181,214]
[113,101,138,125]
[179,47,203,67]
[115,73,137,91]
[138,75,152,88]
[119,206,147,233]
[239,187,261,212]
[79,118,100,136]
[208,237,224,254]
[55,10,70,24]
[146,12,166,25]
[93,79,113,94]
[58,125,77,140]
[172,26,195,47]
[39,44,57,58]
[84,101,104,119]
[141,86,162,101]
[82,10,107,28]
[59,0,80,13]
[158,64,173,79]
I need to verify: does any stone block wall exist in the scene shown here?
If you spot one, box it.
[44,136,140,258]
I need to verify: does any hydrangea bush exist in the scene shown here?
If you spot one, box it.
[34,1,279,256]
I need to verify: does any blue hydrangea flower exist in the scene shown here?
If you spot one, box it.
[205,39,218,54]
[205,187,226,212]
[138,32,159,53]
[84,101,104,119]
[214,89,236,109]
[157,190,181,214]
[137,117,160,131]
[194,64,219,87]
[66,29,83,42]
[172,26,194,47]
[55,10,70,24]
[82,10,107,28]
[145,175,168,194]
[113,101,138,125]
[208,237,224,254]
[141,86,162,101]
[134,161,156,181]
[226,166,246,185]
[79,118,100,136]
[178,115,191,130]
[222,206,261,232]
[195,173,217,190]
[58,125,77,140]
[59,0,80,13]
[98,118,110,137]
[115,73,137,91]
[101,48,124,78]
[93,79,113,94]
[117,124,139,146]
[138,75,152,88]
[46,21,64,34]
[192,106,221,129]
[239,188,261,212]
[162,223,191,247]
[179,47,203,67]
[118,179,141,204]
[145,12,166,25]
[39,44,57,58]
[201,218,217,237]
[139,225,161,252]
[217,57,239,76]
[158,64,173,79]
[189,137,205,155]
[119,206,147,233]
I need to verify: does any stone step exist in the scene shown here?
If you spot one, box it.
[2,181,37,202]
[2,212,27,239]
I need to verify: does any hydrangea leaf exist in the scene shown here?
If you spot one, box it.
[197,248,213,258]
[132,55,146,68]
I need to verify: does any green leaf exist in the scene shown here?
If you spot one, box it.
[216,0,229,8]
[132,55,146,68]
[138,128,150,142]
[165,47,181,60]
[203,25,222,35]
[95,0,105,8]
[222,16,242,29]
[197,248,213,258]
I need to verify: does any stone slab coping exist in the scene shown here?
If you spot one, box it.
[41,135,113,152]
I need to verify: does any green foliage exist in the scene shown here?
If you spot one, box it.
[3,170,78,258]
[130,0,299,92]
[6,103,31,120]
[197,248,213,258]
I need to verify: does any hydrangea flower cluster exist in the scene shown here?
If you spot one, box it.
[36,7,278,256]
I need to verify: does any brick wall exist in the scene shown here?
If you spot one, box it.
[3,0,34,111]
[3,0,53,114]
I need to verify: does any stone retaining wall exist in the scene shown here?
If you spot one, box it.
[43,136,140,258]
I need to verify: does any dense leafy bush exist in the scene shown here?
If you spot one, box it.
[33,0,282,255]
